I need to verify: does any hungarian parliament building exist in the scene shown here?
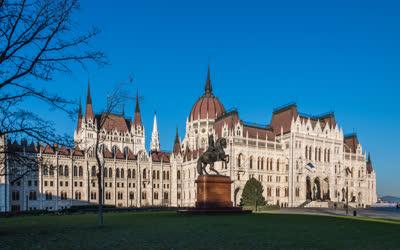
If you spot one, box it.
[0,67,377,212]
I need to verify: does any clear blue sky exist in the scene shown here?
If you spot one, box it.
[38,0,400,196]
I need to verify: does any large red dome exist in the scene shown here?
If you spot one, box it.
[190,95,225,121]
[189,66,225,121]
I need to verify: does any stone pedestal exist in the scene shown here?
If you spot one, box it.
[195,175,233,208]
[177,175,251,215]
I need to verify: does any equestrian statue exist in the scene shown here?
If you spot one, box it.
[197,134,229,175]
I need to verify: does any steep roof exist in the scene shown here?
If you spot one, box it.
[270,103,298,135]
[96,113,131,133]
[151,151,170,163]
[344,134,359,153]
[270,103,336,135]
[243,123,275,140]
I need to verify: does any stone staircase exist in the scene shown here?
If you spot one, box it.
[298,200,312,208]
[304,201,329,208]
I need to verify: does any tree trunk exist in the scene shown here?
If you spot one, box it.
[97,165,103,226]
[95,137,104,227]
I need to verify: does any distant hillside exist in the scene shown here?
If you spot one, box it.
[380,196,400,203]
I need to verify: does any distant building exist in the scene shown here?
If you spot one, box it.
[0,67,377,211]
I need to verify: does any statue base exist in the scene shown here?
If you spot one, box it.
[195,175,233,208]
[177,175,251,215]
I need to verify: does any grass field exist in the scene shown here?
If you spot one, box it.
[1,212,399,249]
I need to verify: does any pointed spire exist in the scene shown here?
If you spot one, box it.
[173,126,181,156]
[133,90,142,128]
[85,80,94,121]
[86,80,92,104]
[367,152,371,163]
[204,64,213,95]
[135,90,140,113]
[150,112,160,152]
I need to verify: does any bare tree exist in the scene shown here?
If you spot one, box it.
[0,0,106,182]
[75,83,131,226]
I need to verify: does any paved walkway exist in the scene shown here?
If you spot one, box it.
[262,207,400,220]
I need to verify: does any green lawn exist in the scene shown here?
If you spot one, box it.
[1,212,399,249]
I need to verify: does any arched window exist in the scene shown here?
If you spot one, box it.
[91,166,96,177]
[104,167,108,177]
[237,154,243,168]
[116,168,120,178]
[318,148,322,162]
[305,146,308,159]
[64,166,69,177]
[327,149,330,162]
[177,170,181,180]
[164,192,169,200]
[270,158,273,170]
[315,147,318,161]
[128,169,131,179]
[143,169,146,179]
[132,169,136,179]
[276,159,280,171]
[73,166,77,177]
[249,156,253,169]
[121,169,125,178]
[58,165,63,176]
[153,192,159,200]
[109,168,112,178]
[308,146,312,160]
[43,165,49,176]
[261,157,264,170]
[129,192,134,200]
[79,166,83,177]
[112,145,118,155]
[49,165,54,176]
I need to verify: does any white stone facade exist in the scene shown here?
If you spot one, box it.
[0,70,377,212]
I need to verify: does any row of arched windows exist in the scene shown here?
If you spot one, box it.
[265,187,289,197]
[45,191,52,200]
[305,146,331,162]
[73,166,84,177]
[237,154,282,171]
[103,168,137,179]
[58,165,69,176]
[75,191,82,200]
[44,165,85,177]
[60,191,68,200]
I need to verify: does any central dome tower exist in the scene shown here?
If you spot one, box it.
[183,65,226,151]
[189,65,225,121]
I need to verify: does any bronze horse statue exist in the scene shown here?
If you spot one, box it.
[197,137,229,175]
